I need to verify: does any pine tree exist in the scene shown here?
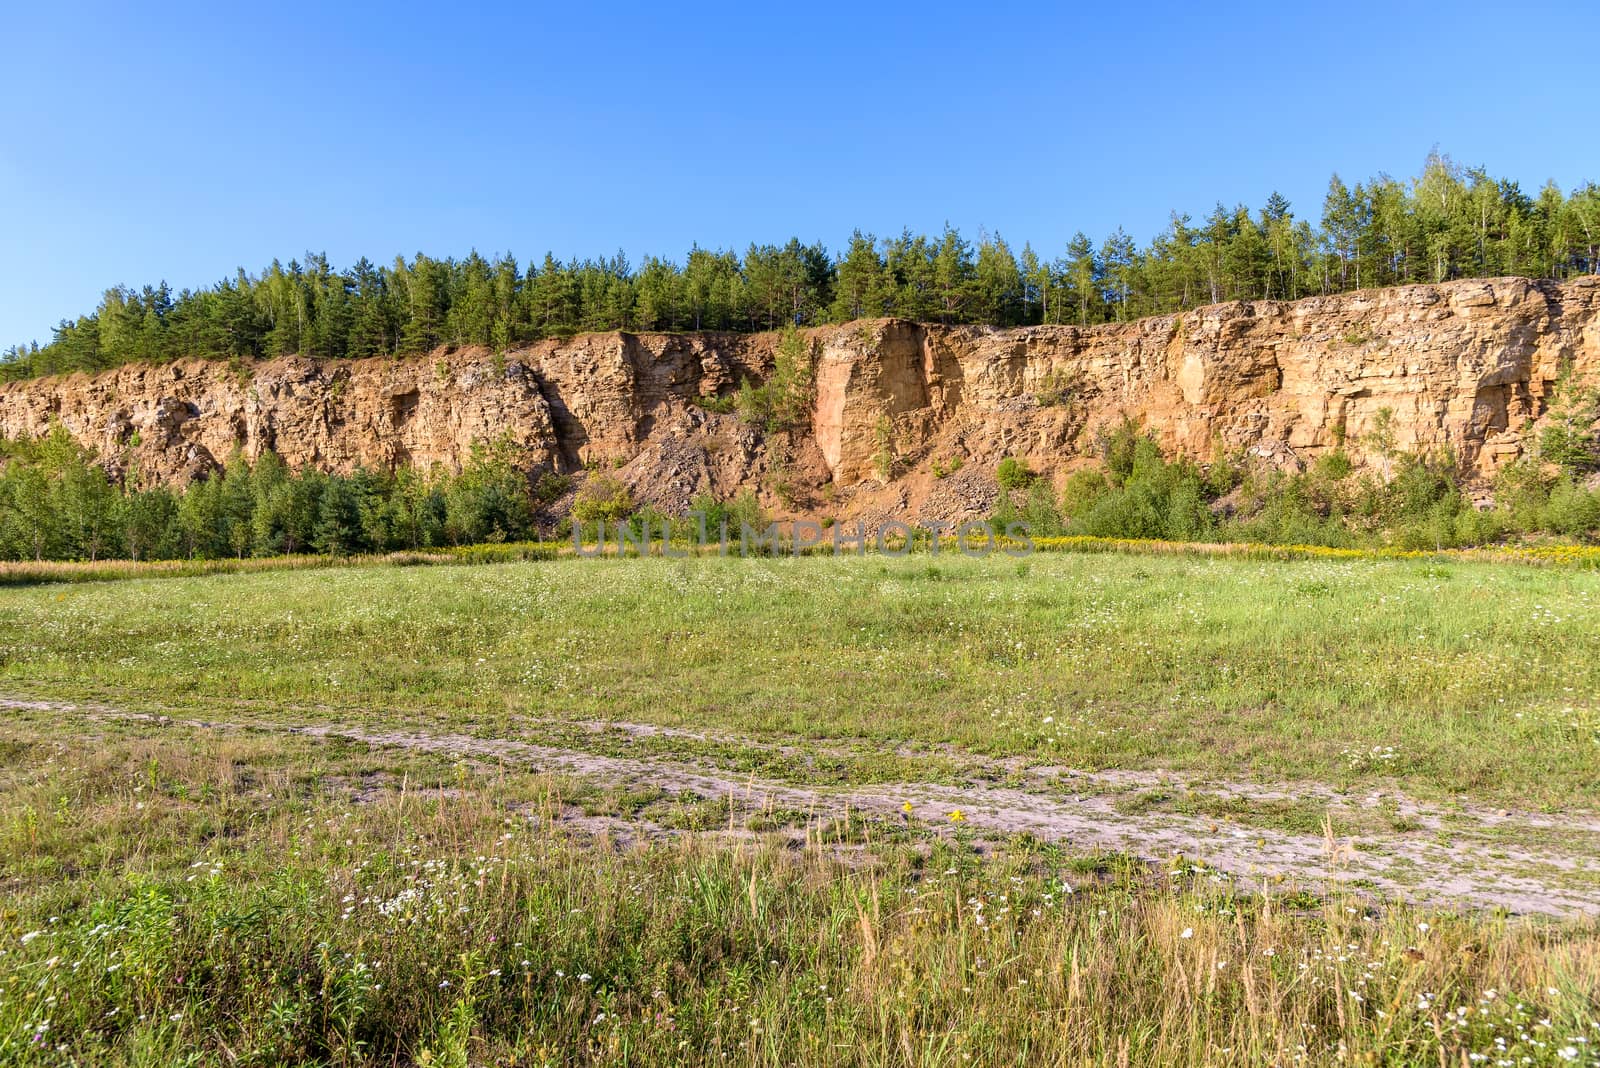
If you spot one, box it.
[1098,229,1137,320]
[314,475,364,555]
[830,231,888,322]
[933,225,974,324]
[399,254,445,354]
[1064,232,1097,325]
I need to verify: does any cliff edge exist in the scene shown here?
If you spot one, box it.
[3,275,1597,520]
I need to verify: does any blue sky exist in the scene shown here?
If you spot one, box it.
[4,0,1597,344]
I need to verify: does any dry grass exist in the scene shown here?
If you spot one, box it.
[1,725,1597,1066]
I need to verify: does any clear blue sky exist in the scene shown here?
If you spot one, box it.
[4,0,1597,345]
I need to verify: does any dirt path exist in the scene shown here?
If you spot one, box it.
[4,696,1597,917]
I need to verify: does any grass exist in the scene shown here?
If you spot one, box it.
[0,544,567,587]
[0,552,1597,807]
[2,550,1600,1064]
[7,533,1598,591]
[1,721,1597,1067]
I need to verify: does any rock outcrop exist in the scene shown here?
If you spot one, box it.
[3,275,1597,518]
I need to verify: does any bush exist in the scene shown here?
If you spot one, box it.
[570,476,635,525]
[1385,451,1462,523]
[995,457,1036,491]
[1066,437,1214,542]
[870,417,899,482]
[1543,479,1600,537]
[687,490,766,537]
[736,327,815,433]
[1538,361,1599,474]
[534,471,573,503]
[1097,417,1145,485]
[1060,469,1110,518]
[442,438,536,545]
[992,479,1064,536]
[1493,459,1551,531]
[1034,368,1081,408]
[1204,443,1246,497]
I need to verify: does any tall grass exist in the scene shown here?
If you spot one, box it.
[2,731,1596,1066]
[2,553,1597,807]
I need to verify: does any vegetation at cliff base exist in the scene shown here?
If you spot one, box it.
[6,152,1600,380]
[4,394,1600,563]
[0,429,565,561]
[988,411,1600,551]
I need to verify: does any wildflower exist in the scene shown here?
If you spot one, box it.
[19,932,43,946]
[948,810,966,823]
[902,801,913,814]
[1180,928,1194,939]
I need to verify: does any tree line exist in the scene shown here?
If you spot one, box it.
[7,408,1597,563]
[4,152,1600,382]
[0,430,565,562]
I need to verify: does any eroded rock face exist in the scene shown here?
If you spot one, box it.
[2,276,1597,513]
[806,276,1600,491]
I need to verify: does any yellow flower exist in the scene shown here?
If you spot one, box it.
[901,801,913,813]
[948,810,966,823]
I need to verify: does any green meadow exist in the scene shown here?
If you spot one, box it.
[1,551,1598,1066]
[3,552,1597,805]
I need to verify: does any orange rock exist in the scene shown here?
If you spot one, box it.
[2,276,1596,519]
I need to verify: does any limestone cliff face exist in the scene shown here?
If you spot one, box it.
[2,276,1597,516]
[816,275,1600,497]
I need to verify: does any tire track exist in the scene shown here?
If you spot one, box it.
[4,696,1597,917]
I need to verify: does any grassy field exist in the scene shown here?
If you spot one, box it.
[2,551,1599,1065]
[3,552,1598,805]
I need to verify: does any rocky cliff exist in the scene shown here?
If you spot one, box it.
[3,276,1597,520]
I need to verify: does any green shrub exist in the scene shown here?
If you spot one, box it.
[533,471,573,503]
[1060,469,1110,518]
[1204,444,1246,497]
[1493,459,1552,531]
[570,476,634,525]
[1097,416,1146,485]
[992,478,1064,536]
[1539,360,1599,474]
[871,417,899,482]
[995,457,1036,491]
[1067,437,1213,542]
[694,393,736,414]
[1034,368,1081,408]
[1543,479,1600,537]
[688,490,766,537]
[1311,449,1354,481]
[736,327,815,433]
